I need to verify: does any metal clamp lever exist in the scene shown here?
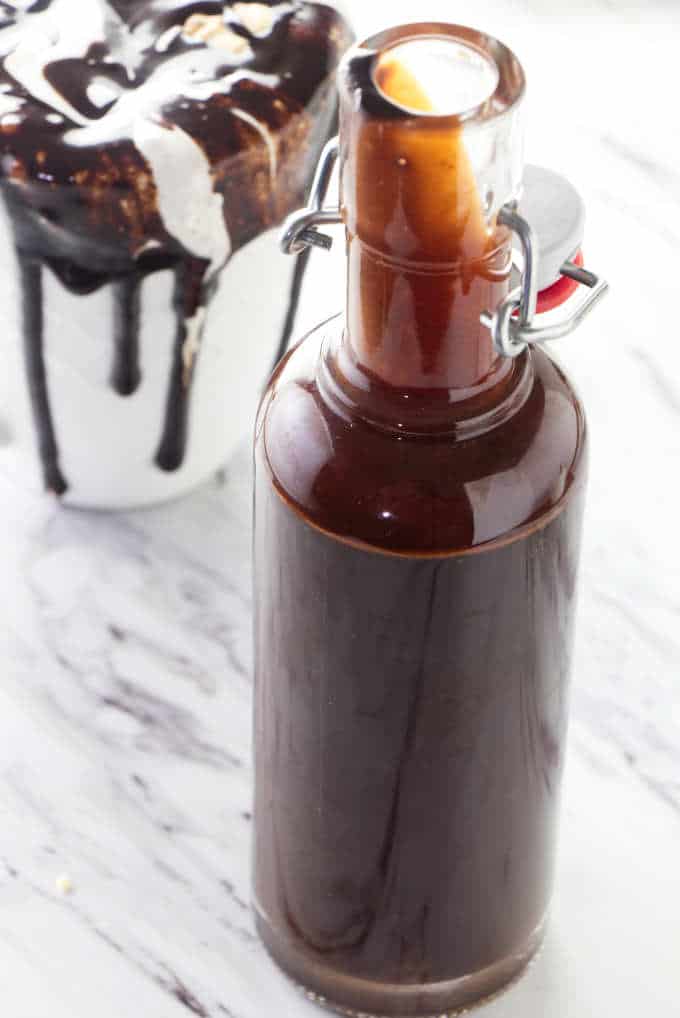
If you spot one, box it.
[281,136,343,254]
[481,206,610,359]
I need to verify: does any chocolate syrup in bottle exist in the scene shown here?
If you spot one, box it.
[254,24,587,1017]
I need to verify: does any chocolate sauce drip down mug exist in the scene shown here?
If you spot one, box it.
[0,0,352,507]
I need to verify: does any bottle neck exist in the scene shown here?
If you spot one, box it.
[328,24,527,424]
[344,232,511,393]
[338,49,516,400]
[322,215,525,440]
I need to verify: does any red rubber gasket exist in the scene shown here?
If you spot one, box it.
[535,249,584,314]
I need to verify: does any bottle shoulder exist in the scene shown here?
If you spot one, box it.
[256,321,587,554]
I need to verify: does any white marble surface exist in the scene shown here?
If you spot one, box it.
[1,1,679,1016]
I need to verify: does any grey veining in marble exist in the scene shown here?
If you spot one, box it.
[1,2,679,1016]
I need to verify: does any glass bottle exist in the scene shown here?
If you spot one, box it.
[254,23,589,1017]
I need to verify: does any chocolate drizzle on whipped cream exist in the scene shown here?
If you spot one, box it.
[0,0,350,492]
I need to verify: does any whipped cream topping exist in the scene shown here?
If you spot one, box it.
[0,0,352,493]
[133,116,231,274]
[0,0,279,262]
[4,1,119,125]
[0,1,347,260]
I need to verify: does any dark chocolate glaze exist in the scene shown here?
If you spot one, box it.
[0,1,351,493]
[111,274,142,396]
[155,256,209,472]
[17,252,67,494]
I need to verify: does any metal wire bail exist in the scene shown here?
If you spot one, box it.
[281,137,343,255]
[281,144,609,358]
[480,206,610,358]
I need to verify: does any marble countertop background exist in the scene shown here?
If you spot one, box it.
[1,1,679,1015]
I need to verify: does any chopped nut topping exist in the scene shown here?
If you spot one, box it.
[182,13,250,54]
[233,3,276,38]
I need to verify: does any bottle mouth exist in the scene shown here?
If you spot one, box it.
[341,22,525,125]
[373,36,500,119]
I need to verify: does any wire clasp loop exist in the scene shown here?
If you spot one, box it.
[281,137,342,255]
[481,206,609,359]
